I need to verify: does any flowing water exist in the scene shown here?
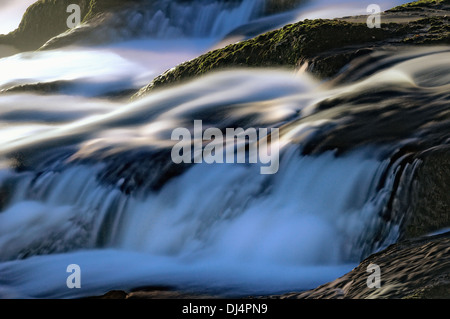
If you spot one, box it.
[1,0,448,299]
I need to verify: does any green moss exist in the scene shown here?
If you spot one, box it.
[400,17,450,44]
[388,0,450,11]
[132,19,398,98]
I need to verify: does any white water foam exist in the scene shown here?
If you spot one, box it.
[0,145,398,298]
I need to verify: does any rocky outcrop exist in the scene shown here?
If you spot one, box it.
[0,0,91,52]
[132,0,450,99]
[274,232,450,299]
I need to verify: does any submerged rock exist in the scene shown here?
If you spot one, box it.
[0,0,91,52]
[401,149,450,239]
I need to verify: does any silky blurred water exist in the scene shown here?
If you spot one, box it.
[1,0,446,299]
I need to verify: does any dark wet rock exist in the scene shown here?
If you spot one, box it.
[94,148,190,195]
[400,149,450,239]
[0,186,10,212]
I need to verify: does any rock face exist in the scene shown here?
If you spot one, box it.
[132,0,450,99]
[0,0,136,52]
[400,150,450,239]
[0,0,91,51]
[275,232,450,299]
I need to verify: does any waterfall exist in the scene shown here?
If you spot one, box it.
[0,0,446,300]
[86,0,267,41]
[89,0,409,40]
[0,144,401,298]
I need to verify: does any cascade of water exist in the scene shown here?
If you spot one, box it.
[0,143,402,298]
[0,0,446,299]
[98,0,265,39]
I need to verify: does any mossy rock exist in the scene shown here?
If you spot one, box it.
[388,0,450,12]
[132,19,396,98]
[132,1,450,99]
[0,0,90,51]
[0,0,138,52]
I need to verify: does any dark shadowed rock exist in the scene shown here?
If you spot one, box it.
[89,286,217,299]
[401,149,450,239]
